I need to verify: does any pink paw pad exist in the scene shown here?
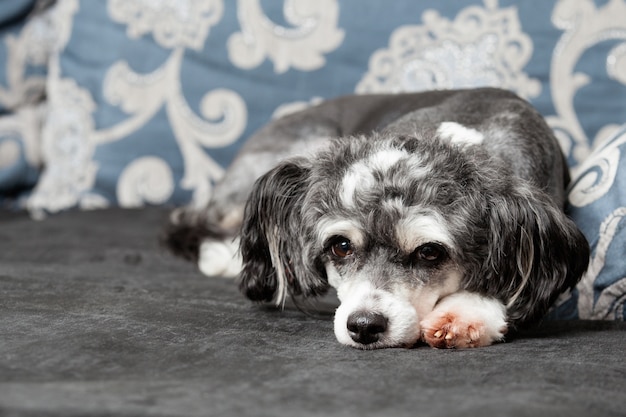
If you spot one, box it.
[421,313,490,349]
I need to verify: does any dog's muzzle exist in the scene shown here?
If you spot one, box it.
[347,311,388,345]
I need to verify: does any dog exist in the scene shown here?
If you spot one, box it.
[165,88,590,349]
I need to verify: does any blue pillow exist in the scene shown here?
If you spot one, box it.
[23,1,543,213]
[28,0,626,215]
[550,125,626,320]
[28,1,248,213]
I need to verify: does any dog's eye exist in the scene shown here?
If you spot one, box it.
[330,237,354,258]
[415,243,446,263]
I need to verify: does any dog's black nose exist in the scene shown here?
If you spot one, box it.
[347,311,388,345]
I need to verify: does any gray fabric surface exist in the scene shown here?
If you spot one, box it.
[1,208,624,417]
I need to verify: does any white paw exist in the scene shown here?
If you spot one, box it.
[420,292,508,349]
[198,238,242,278]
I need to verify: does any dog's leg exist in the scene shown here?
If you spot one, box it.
[420,292,508,349]
[164,156,260,278]
[166,202,245,278]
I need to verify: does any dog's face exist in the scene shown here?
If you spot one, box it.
[307,137,474,348]
[239,133,588,349]
[320,217,463,348]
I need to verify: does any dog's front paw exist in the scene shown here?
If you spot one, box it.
[419,292,507,349]
[421,312,490,349]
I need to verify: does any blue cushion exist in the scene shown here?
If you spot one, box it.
[27,0,626,214]
[550,125,626,320]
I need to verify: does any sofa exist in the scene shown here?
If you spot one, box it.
[1,1,625,416]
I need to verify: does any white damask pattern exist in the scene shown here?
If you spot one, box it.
[0,4,58,111]
[228,0,344,73]
[576,207,626,320]
[568,125,626,208]
[27,76,101,217]
[547,0,626,165]
[26,0,90,217]
[356,0,541,100]
[117,156,175,207]
[50,0,79,52]
[99,48,246,206]
[107,0,246,207]
[562,124,626,320]
[107,0,224,50]
[28,0,247,214]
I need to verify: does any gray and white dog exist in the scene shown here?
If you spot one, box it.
[165,88,589,349]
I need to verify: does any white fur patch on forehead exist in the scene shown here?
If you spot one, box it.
[316,217,365,247]
[367,148,408,170]
[437,122,484,146]
[340,147,409,208]
[396,209,454,252]
[340,163,375,209]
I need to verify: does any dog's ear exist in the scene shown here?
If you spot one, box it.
[478,184,589,325]
[238,159,328,305]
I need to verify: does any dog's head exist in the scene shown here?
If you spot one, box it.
[239,134,589,349]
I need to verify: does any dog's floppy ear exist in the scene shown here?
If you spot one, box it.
[478,184,590,325]
[239,158,328,305]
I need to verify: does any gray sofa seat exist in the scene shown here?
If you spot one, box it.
[1,208,624,417]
